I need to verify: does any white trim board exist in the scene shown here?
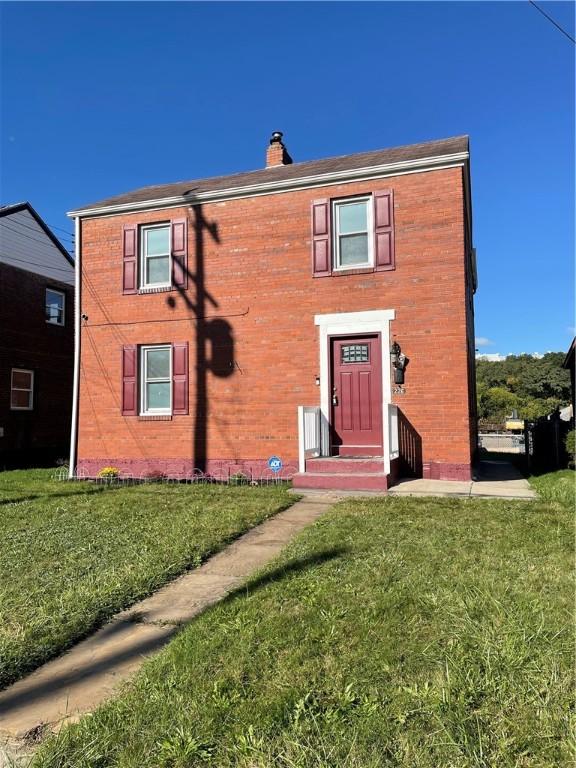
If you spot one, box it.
[68,152,468,219]
[314,309,395,474]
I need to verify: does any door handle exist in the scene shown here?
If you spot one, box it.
[332,386,338,406]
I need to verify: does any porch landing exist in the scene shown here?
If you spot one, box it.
[293,456,389,492]
[292,460,536,501]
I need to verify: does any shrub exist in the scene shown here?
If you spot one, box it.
[144,471,167,482]
[229,472,250,486]
[98,466,120,479]
[565,430,575,463]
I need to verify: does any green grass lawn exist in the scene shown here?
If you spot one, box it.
[33,470,573,768]
[0,469,294,690]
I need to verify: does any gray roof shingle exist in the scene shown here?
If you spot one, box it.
[74,135,469,212]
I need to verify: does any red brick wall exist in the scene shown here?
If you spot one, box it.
[77,166,474,480]
[0,263,74,465]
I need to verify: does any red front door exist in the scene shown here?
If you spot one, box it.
[330,335,383,456]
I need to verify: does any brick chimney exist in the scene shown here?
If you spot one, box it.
[266,131,293,167]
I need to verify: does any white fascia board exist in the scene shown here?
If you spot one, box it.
[67,152,469,219]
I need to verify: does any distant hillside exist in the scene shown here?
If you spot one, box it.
[476,352,570,426]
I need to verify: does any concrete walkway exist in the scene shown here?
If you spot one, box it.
[291,461,536,501]
[388,460,536,500]
[0,493,340,765]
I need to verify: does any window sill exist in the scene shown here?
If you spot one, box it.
[138,285,174,295]
[323,266,376,277]
[45,320,65,327]
[138,414,172,421]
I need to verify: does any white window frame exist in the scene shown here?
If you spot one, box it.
[45,288,65,326]
[140,224,171,289]
[10,368,34,411]
[332,196,373,271]
[140,345,172,416]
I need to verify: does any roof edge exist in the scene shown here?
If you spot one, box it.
[68,149,469,219]
[1,201,74,266]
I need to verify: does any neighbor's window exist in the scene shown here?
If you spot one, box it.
[140,345,171,415]
[140,224,170,288]
[45,288,65,325]
[333,198,373,269]
[10,369,34,410]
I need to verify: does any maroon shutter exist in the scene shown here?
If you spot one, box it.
[373,190,395,271]
[171,218,188,288]
[311,199,331,277]
[172,342,189,415]
[122,345,137,415]
[122,225,137,294]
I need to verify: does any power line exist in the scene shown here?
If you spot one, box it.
[0,216,74,243]
[47,222,75,239]
[83,307,250,328]
[529,1,575,44]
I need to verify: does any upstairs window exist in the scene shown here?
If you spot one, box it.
[46,288,65,325]
[140,345,172,415]
[333,198,373,269]
[122,219,188,294]
[312,190,395,277]
[11,369,34,410]
[141,225,171,288]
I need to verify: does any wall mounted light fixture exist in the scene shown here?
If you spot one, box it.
[390,340,409,384]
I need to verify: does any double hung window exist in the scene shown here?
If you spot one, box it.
[46,288,65,325]
[140,225,171,289]
[333,198,373,269]
[11,369,34,410]
[140,345,172,415]
[311,190,395,277]
[122,342,188,417]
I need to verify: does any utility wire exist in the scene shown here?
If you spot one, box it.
[529,1,575,44]
[47,222,75,238]
[0,216,74,243]
[84,308,250,328]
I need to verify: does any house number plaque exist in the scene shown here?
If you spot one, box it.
[392,386,406,395]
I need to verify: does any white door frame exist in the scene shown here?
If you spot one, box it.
[314,309,395,474]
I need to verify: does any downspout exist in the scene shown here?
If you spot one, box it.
[68,216,81,478]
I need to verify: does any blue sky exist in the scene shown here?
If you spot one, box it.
[1,1,574,355]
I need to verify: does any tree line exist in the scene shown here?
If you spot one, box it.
[476,352,571,427]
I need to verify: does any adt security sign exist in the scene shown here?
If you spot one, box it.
[268,456,283,473]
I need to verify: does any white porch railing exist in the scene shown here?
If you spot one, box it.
[388,403,399,460]
[298,403,400,473]
[297,406,322,473]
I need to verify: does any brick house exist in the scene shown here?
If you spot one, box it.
[68,134,477,490]
[0,203,74,467]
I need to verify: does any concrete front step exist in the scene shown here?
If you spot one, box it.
[306,457,384,474]
[293,472,389,491]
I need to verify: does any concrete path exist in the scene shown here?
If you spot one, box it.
[0,493,340,765]
[389,460,536,500]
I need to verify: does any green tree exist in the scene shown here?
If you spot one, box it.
[476,352,570,425]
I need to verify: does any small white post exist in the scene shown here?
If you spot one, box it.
[297,406,305,473]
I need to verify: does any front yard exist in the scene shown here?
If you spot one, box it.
[0,469,294,690]
[31,470,573,768]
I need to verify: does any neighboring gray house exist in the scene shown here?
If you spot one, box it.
[0,203,75,466]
